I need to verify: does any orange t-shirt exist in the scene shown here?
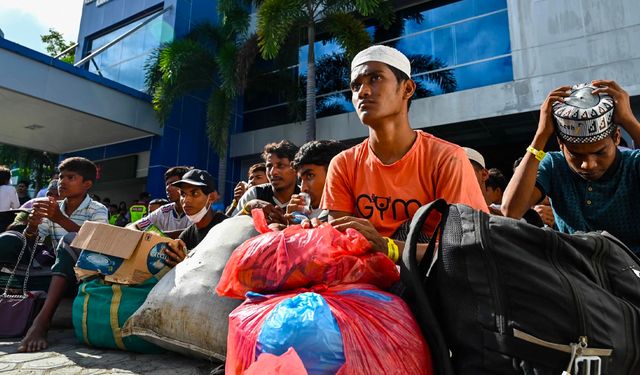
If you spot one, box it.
[321,130,488,237]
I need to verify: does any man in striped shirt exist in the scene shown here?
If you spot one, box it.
[19,157,108,353]
[129,166,192,237]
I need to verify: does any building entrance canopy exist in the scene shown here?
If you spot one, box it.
[0,39,161,154]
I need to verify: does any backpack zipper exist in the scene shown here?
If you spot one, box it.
[590,236,610,291]
[476,211,507,334]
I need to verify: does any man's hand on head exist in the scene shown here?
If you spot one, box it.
[537,86,572,141]
[329,216,387,253]
[592,80,638,129]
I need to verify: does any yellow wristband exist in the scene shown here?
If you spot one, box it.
[240,205,250,215]
[384,237,399,263]
[527,146,546,161]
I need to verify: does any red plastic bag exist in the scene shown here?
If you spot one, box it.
[226,284,433,375]
[245,348,308,375]
[216,210,399,299]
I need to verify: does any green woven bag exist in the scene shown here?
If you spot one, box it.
[72,276,164,353]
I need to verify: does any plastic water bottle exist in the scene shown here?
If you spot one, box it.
[291,192,311,224]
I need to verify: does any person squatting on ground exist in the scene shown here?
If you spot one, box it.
[321,45,488,263]
[502,80,640,254]
[19,157,108,352]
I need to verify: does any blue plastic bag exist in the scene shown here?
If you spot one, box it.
[256,292,345,375]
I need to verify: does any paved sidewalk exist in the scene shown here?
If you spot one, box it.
[0,329,222,374]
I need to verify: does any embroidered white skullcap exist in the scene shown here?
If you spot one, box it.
[462,147,486,169]
[552,83,616,144]
[351,45,411,78]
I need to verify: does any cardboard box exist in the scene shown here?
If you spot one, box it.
[72,222,171,284]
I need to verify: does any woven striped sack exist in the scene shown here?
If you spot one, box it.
[72,275,165,353]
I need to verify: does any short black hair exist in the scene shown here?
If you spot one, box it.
[149,198,169,205]
[0,166,10,185]
[58,157,97,182]
[248,163,266,177]
[291,140,347,171]
[262,140,299,162]
[165,166,192,181]
[386,64,413,110]
[17,180,30,187]
[486,168,507,191]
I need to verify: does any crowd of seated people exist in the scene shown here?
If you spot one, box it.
[0,45,638,360]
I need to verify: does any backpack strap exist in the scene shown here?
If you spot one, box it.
[400,199,454,375]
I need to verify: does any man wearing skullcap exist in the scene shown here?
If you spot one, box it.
[321,45,487,263]
[502,80,640,254]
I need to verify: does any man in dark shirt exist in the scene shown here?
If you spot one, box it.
[163,169,227,265]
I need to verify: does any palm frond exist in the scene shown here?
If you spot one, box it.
[257,0,305,59]
[324,13,372,61]
[409,54,457,93]
[235,34,260,91]
[146,39,218,123]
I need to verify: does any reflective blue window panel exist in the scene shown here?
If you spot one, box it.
[87,11,168,91]
[451,56,513,91]
[453,11,510,65]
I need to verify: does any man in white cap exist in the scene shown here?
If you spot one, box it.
[462,147,490,205]
[321,45,488,263]
[502,80,640,254]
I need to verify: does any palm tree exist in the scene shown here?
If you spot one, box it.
[256,0,394,141]
[145,2,258,197]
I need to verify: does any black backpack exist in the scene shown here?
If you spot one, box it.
[400,200,640,375]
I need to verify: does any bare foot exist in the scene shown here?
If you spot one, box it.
[18,321,49,352]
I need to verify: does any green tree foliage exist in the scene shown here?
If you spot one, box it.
[145,1,257,196]
[41,28,75,64]
[0,144,58,191]
[256,0,394,141]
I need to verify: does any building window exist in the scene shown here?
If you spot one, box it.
[243,0,512,130]
[85,9,171,91]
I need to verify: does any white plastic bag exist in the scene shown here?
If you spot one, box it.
[122,215,258,360]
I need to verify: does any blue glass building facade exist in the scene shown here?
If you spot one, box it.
[68,0,514,203]
[243,0,512,131]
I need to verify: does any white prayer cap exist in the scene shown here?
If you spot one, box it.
[351,45,411,78]
[552,83,616,144]
[463,147,486,169]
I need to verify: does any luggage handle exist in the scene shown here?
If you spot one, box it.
[399,199,453,375]
[402,199,449,278]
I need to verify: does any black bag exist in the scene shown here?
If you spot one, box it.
[400,200,640,375]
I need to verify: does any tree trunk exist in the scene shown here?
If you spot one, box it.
[217,152,227,201]
[305,16,316,141]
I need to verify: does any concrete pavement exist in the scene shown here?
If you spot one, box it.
[0,329,223,374]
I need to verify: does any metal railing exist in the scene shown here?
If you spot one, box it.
[74,6,172,69]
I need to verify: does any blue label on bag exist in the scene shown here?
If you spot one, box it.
[147,243,168,274]
[76,250,124,275]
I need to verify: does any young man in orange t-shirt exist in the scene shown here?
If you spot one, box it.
[321,45,488,262]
